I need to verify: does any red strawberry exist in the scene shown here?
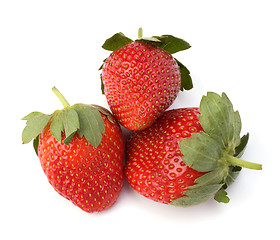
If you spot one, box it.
[101,28,193,130]
[22,87,125,212]
[126,107,204,204]
[125,92,262,206]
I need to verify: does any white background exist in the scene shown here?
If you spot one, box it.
[1,0,279,239]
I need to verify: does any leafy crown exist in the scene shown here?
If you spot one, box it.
[22,87,107,154]
[100,27,193,93]
[171,92,262,206]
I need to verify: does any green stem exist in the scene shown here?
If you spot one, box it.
[52,86,70,108]
[225,154,262,170]
[138,27,143,39]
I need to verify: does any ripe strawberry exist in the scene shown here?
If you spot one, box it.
[100,28,193,130]
[126,107,204,204]
[125,92,262,206]
[22,87,125,213]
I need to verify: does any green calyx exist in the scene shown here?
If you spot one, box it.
[22,87,106,155]
[171,92,262,207]
[100,27,193,92]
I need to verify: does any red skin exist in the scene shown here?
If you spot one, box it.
[102,41,181,130]
[125,108,205,204]
[38,114,124,212]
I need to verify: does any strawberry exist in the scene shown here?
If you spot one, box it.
[22,87,125,213]
[100,28,193,130]
[125,92,262,206]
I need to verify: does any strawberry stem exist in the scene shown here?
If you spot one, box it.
[52,86,70,108]
[138,27,143,39]
[225,154,262,170]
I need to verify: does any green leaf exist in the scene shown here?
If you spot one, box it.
[179,132,224,172]
[199,92,229,143]
[99,58,106,95]
[50,111,64,142]
[221,93,241,146]
[50,108,79,143]
[99,58,107,95]
[137,35,191,54]
[234,133,249,158]
[91,104,115,124]
[63,132,76,145]
[63,109,79,138]
[33,135,39,155]
[214,188,230,203]
[102,32,133,51]
[153,35,191,54]
[22,112,52,144]
[193,166,226,187]
[233,110,242,147]
[175,58,193,91]
[22,111,44,120]
[171,162,228,207]
[171,184,223,207]
[100,73,105,95]
[99,58,107,71]
[199,92,240,147]
[223,165,242,189]
[74,104,105,147]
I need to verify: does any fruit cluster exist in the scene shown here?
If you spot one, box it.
[22,28,262,213]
